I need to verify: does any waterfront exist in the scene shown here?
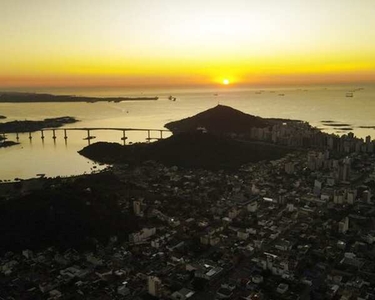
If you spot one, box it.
[1,85,375,181]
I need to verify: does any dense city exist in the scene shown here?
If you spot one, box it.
[2,110,375,300]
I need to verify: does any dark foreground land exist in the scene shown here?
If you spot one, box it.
[0,172,140,254]
[0,116,77,133]
[79,131,292,170]
[0,92,158,103]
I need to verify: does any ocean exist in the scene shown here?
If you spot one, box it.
[1,84,375,181]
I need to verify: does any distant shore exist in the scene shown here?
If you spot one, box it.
[0,116,78,133]
[0,92,158,103]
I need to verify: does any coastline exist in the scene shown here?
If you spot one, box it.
[0,92,158,103]
[0,116,78,133]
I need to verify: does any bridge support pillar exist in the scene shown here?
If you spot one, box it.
[87,130,91,145]
[16,133,19,140]
[52,129,56,139]
[147,130,151,142]
[64,129,68,139]
[41,130,44,139]
[121,130,127,145]
[29,132,32,140]
[160,130,163,139]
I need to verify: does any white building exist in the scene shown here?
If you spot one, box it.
[129,227,156,243]
[133,200,143,216]
[148,276,162,297]
[171,288,195,300]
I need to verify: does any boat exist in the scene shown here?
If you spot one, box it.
[346,92,353,97]
[168,95,177,101]
[278,93,285,96]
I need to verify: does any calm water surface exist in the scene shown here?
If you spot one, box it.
[1,85,374,181]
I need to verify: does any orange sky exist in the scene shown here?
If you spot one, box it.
[1,0,375,88]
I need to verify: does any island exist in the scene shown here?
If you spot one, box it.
[0,116,78,133]
[0,135,19,148]
[0,115,6,119]
[0,92,158,103]
[0,140,19,148]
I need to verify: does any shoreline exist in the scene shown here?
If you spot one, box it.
[0,164,110,184]
[0,116,78,133]
[0,92,159,103]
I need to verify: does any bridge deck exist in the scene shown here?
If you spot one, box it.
[42,127,171,132]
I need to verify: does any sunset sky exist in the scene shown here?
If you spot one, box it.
[1,0,375,88]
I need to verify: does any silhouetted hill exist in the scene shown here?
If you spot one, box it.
[164,105,270,134]
[79,132,291,170]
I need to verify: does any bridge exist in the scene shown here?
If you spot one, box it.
[3,127,172,145]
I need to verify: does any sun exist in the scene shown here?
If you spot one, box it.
[223,79,230,85]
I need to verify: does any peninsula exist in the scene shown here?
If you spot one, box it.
[0,92,158,103]
[0,116,78,133]
[79,105,310,169]
[79,131,291,170]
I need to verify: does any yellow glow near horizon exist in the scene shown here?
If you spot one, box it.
[0,0,375,87]
[223,79,230,85]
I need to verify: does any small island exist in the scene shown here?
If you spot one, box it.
[0,92,158,103]
[0,140,19,148]
[0,135,19,148]
[0,116,78,133]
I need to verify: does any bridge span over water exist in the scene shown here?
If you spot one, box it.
[3,127,172,145]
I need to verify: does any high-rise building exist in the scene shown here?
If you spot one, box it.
[313,180,322,196]
[133,200,142,216]
[363,190,372,204]
[339,157,351,182]
[148,276,162,297]
[338,217,349,234]
[346,190,357,204]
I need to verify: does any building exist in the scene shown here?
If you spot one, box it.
[129,227,156,243]
[171,288,195,300]
[338,217,349,234]
[133,200,143,216]
[148,276,162,297]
